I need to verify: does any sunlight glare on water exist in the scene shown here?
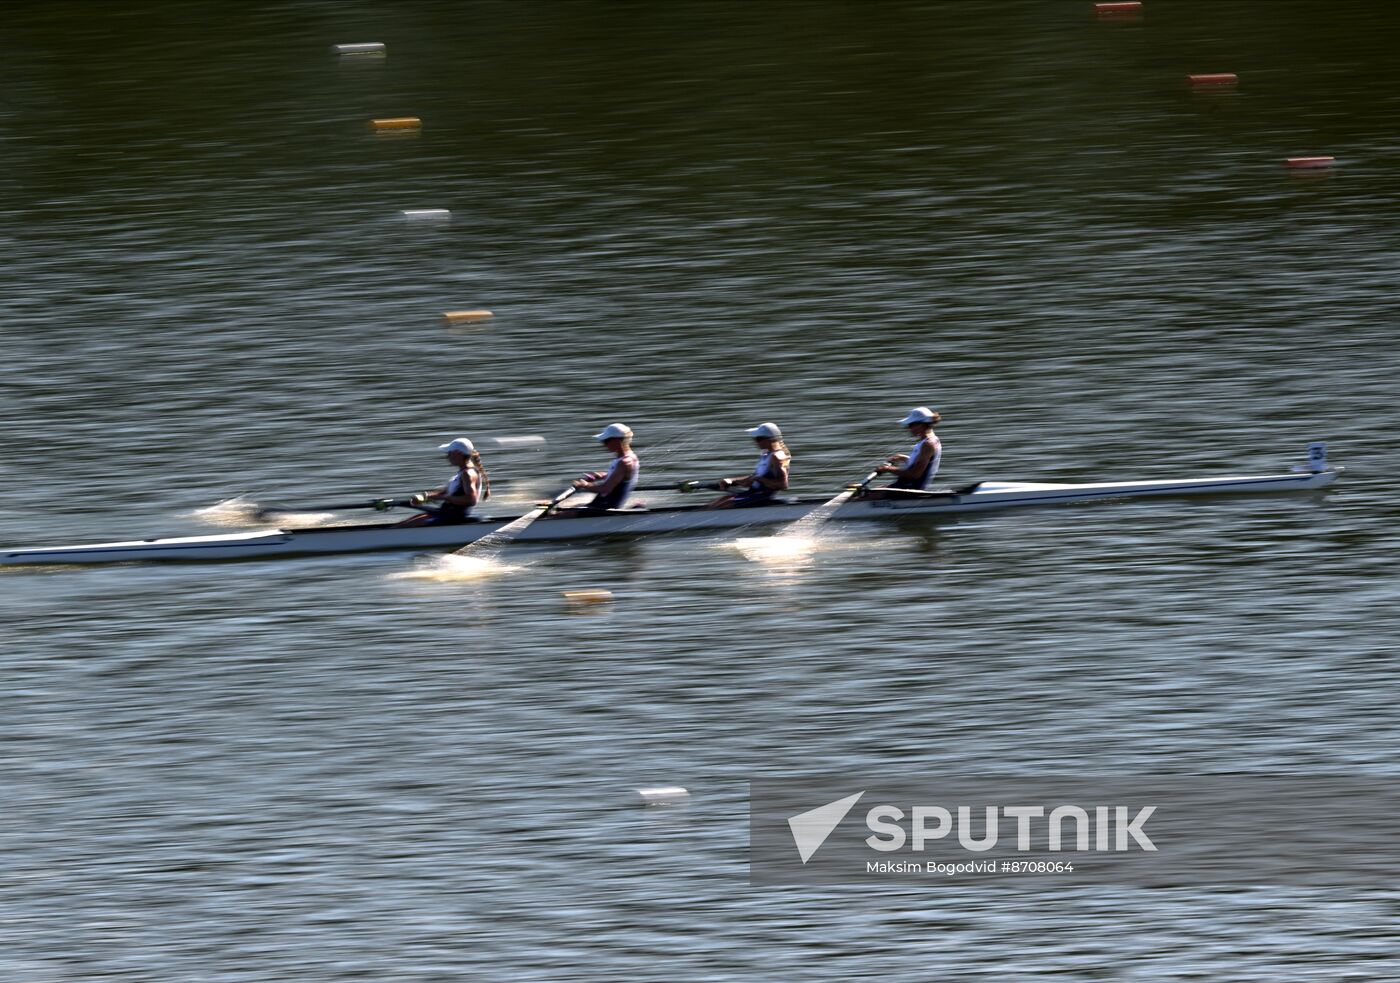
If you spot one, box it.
[730,535,818,565]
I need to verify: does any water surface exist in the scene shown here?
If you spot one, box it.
[3,2,1399,979]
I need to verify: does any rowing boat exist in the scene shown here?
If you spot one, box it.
[1,453,1339,565]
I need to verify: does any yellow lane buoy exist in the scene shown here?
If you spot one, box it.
[371,117,421,131]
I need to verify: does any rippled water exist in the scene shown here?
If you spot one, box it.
[4,1,1400,979]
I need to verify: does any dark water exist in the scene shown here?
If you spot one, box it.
[3,1,1399,979]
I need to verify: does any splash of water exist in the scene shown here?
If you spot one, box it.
[392,488,567,582]
[453,502,551,562]
[189,496,258,525]
[389,553,524,582]
[188,497,343,528]
[187,497,266,527]
[783,486,859,539]
[731,535,818,564]
[725,485,861,566]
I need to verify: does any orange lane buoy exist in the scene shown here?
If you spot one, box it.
[1188,73,1238,86]
[442,310,494,324]
[370,117,421,131]
[1284,157,1337,169]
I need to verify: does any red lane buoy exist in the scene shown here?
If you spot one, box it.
[1188,73,1238,86]
[1095,2,1143,11]
[1284,157,1337,169]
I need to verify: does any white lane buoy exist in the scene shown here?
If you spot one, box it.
[636,786,690,806]
[488,435,546,448]
[400,209,451,220]
[564,589,614,605]
[335,43,385,55]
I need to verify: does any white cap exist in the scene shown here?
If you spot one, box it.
[900,407,937,425]
[593,423,633,442]
[438,437,476,455]
[746,422,782,439]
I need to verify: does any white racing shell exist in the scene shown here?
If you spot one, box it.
[1,463,1339,566]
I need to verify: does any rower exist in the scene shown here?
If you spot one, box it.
[397,437,490,526]
[570,423,640,510]
[874,407,942,490]
[707,422,792,509]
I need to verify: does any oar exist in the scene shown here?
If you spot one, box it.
[736,465,884,553]
[253,476,559,519]
[254,497,418,519]
[634,480,723,493]
[846,468,884,497]
[540,485,579,514]
[446,484,578,559]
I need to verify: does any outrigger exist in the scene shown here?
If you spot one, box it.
[1,445,1339,566]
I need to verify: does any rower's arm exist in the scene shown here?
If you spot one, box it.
[895,443,933,481]
[419,472,480,506]
[752,457,789,491]
[412,482,450,503]
[584,459,633,496]
[444,470,481,506]
[721,462,788,491]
